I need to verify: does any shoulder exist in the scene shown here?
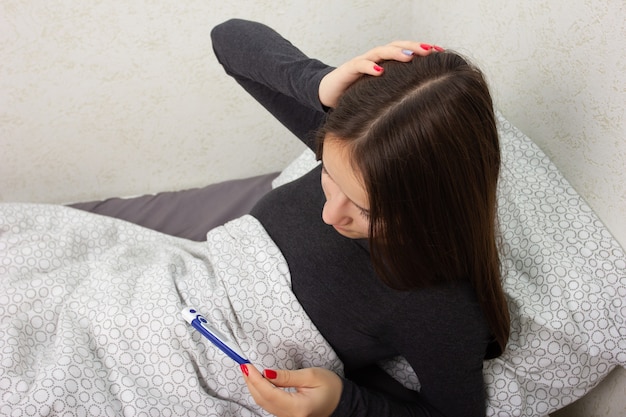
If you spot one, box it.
[385,281,490,344]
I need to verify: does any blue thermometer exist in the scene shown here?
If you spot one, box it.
[181,307,250,365]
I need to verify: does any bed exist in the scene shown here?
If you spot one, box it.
[1,112,625,416]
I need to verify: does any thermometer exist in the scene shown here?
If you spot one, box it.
[181,307,250,365]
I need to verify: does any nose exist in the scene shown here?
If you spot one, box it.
[322,193,352,226]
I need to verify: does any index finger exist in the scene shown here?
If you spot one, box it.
[358,41,436,65]
[389,40,438,56]
[242,365,295,412]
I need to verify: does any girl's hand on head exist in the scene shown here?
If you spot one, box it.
[241,364,342,417]
[319,41,440,108]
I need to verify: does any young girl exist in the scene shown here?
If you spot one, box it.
[211,19,509,417]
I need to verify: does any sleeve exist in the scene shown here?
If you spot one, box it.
[332,288,490,417]
[211,18,334,148]
[332,378,443,417]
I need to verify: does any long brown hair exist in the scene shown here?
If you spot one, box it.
[316,52,509,356]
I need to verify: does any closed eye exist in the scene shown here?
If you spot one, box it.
[321,163,370,219]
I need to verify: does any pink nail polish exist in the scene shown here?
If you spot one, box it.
[420,43,432,51]
[433,45,445,52]
[240,364,249,376]
[373,64,383,72]
[264,369,278,379]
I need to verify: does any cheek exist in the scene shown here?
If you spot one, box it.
[355,216,370,235]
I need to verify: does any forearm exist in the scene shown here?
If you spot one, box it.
[211,19,333,145]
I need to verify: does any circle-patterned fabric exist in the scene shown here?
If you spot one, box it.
[483,114,626,416]
[0,208,342,416]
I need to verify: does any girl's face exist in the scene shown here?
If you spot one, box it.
[320,139,370,239]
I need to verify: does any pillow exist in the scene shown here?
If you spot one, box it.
[272,150,320,188]
[484,112,625,416]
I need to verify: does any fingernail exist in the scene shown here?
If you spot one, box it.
[240,364,249,376]
[433,45,445,52]
[401,49,413,56]
[420,43,432,51]
[373,64,383,72]
[264,369,278,379]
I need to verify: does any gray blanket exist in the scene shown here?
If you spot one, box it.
[0,208,341,416]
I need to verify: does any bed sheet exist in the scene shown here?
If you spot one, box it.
[70,173,278,242]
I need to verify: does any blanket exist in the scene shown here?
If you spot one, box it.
[0,206,342,416]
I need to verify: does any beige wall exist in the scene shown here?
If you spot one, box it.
[1,1,624,415]
[0,0,413,204]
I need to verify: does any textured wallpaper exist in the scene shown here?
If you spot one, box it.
[0,0,410,204]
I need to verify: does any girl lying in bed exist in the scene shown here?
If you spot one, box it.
[0,18,511,417]
[211,19,509,417]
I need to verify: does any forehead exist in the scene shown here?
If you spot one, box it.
[322,136,348,158]
[322,139,369,207]
[321,137,356,174]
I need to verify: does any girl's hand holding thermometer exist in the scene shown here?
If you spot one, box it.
[182,309,342,417]
[181,307,250,365]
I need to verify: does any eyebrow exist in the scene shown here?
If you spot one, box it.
[321,162,370,214]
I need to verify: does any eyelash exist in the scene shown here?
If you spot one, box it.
[358,208,371,220]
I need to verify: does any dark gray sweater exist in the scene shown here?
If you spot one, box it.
[212,19,491,417]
